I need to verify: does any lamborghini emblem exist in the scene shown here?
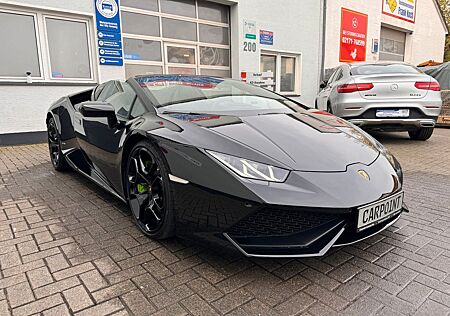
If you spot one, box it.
[358,170,370,181]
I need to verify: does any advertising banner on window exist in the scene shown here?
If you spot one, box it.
[339,8,368,63]
[382,0,416,23]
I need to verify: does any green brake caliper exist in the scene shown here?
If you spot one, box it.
[137,183,148,194]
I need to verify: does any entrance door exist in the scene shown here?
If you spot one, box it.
[380,27,406,61]
[164,43,197,75]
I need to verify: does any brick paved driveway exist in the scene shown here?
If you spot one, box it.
[0,129,450,316]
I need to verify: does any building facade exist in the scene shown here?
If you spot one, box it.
[0,0,445,143]
[324,0,448,72]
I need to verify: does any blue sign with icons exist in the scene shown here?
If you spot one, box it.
[99,48,123,58]
[97,31,121,41]
[95,0,123,66]
[100,57,123,66]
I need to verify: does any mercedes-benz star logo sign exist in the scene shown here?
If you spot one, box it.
[357,170,370,181]
[391,84,399,91]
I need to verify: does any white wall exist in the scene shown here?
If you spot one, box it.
[324,0,446,69]
[0,85,93,134]
[230,0,324,106]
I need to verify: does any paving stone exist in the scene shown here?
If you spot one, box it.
[63,285,94,313]
[26,266,53,289]
[45,253,70,273]
[52,263,95,281]
[79,269,108,292]
[6,282,34,308]
[121,290,156,316]
[397,281,434,306]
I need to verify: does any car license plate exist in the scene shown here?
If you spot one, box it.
[376,109,410,118]
[357,192,404,232]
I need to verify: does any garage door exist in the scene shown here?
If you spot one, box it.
[121,0,230,78]
[379,27,406,62]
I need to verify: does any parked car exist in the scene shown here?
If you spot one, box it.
[47,75,405,258]
[316,62,442,140]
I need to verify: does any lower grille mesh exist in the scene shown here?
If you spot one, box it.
[228,208,339,237]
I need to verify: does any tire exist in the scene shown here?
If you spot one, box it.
[327,103,333,114]
[408,127,434,141]
[47,117,70,171]
[125,140,175,239]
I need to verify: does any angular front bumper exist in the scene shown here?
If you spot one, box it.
[223,209,403,258]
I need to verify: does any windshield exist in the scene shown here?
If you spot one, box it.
[351,64,421,75]
[135,75,298,114]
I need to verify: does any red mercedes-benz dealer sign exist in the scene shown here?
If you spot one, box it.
[339,8,368,63]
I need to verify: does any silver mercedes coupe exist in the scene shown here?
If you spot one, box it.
[316,62,442,140]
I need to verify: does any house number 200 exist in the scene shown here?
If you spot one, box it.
[243,42,257,52]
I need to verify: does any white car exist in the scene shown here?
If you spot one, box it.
[316,62,442,140]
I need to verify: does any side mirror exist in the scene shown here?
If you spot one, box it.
[320,81,328,89]
[79,102,118,128]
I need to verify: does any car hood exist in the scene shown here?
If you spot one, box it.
[157,110,380,172]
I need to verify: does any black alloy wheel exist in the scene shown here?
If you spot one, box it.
[126,141,174,239]
[47,117,69,171]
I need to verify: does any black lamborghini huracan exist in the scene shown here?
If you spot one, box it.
[47,75,406,257]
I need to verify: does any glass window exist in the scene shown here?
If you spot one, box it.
[280,57,296,92]
[351,64,420,75]
[130,98,148,118]
[167,46,195,64]
[260,55,276,91]
[122,12,160,37]
[98,81,120,102]
[121,0,158,11]
[200,68,230,78]
[199,24,229,45]
[124,38,162,61]
[46,18,91,79]
[125,64,163,78]
[198,1,229,23]
[93,83,107,101]
[136,76,296,114]
[200,47,229,66]
[106,82,137,117]
[0,12,40,77]
[160,0,196,17]
[162,18,197,41]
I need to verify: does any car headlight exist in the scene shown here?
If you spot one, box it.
[207,150,290,183]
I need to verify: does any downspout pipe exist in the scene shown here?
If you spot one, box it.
[320,0,327,84]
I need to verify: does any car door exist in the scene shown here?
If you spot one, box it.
[318,68,340,110]
[76,81,138,192]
